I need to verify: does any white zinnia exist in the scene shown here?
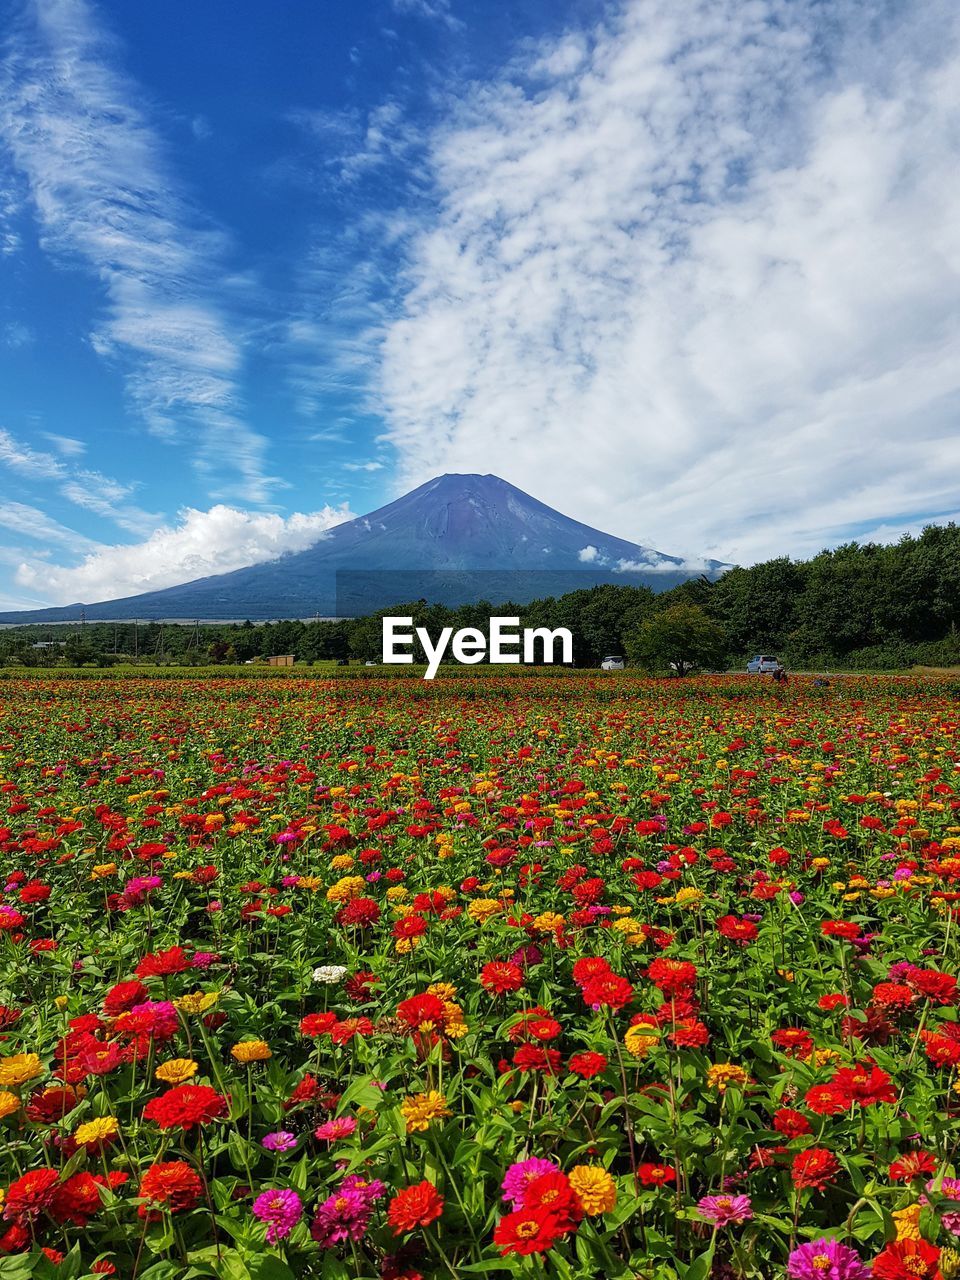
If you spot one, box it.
[312,965,348,985]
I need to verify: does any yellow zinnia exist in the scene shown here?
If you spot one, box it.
[569,1165,617,1216]
[73,1116,120,1150]
[155,1058,199,1085]
[0,1054,43,1088]
[705,1063,750,1093]
[624,1022,660,1059]
[0,1091,20,1119]
[231,1040,271,1064]
[892,1203,922,1241]
[175,991,218,1016]
[399,1090,450,1133]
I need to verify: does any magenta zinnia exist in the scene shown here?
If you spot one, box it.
[696,1194,753,1226]
[787,1239,871,1280]
[252,1189,302,1244]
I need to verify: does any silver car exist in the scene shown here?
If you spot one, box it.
[747,654,781,674]
[600,655,625,671]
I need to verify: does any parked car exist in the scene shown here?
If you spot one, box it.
[747,655,782,674]
[600,655,625,671]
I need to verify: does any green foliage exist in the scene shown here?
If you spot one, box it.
[4,522,960,671]
[625,604,728,675]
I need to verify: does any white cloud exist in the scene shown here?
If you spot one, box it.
[615,556,714,575]
[374,0,960,566]
[3,321,33,348]
[390,0,460,28]
[13,502,355,605]
[0,0,273,502]
[578,544,599,562]
[0,500,99,550]
[0,425,159,534]
[59,470,161,536]
[41,433,86,456]
[0,426,64,479]
[343,460,385,472]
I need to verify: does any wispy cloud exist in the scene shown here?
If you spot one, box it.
[41,432,86,456]
[0,500,100,551]
[371,0,960,565]
[0,426,64,479]
[390,0,462,31]
[2,321,33,348]
[0,425,160,534]
[0,0,274,502]
[13,502,355,605]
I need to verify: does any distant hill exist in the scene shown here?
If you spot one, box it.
[0,473,730,622]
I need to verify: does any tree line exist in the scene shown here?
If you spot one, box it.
[2,522,958,672]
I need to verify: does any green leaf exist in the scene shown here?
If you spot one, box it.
[0,1256,40,1279]
[246,1257,297,1280]
[187,1247,251,1280]
[682,1247,716,1280]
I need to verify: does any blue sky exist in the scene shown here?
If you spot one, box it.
[1,0,959,608]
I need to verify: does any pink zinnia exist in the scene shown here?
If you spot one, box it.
[787,1239,871,1280]
[262,1131,298,1153]
[925,1176,960,1236]
[314,1116,357,1142]
[310,1175,385,1247]
[252,1188,302,1244]
[501,1157,558,1208]
[696,1194,753,1226]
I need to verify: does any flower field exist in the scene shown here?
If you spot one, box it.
[2,674,960,1280]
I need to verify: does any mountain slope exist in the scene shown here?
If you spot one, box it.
[0,474,729,621]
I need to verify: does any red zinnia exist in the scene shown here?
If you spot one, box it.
[872,982,916,1009]
[299,1012,338,1038]
[387,1181,444,1235]
[637,1163,676,1187]
[493,1207,565,1256]
[103,980,149,1016]
[3,1168,60,1223]
[803,1084,848,1116]
[831,1063,896,1108]
[135,946,190,979]
[580,973,634,1011]
[51,1171,108,1227]
[791,1147,839,1191]
[821,921,860,941]
[772,1108,811,1138]
[138,1161,203,1217]
[771,1027,814,1058]
[567,1051,607,1079]
[872,1239,940,1280]
[889,1151,936,1182]
[572,957,612,986]
[143,1084,228,1131]
[909,969,958,1005]
[396,993,446,1030]
[646,958,697,998]
[522,1172,582,1231]
[513,1044,562,1074]
[330,1016,373,1045]
[480,962,524,995]
[717,915,758,945]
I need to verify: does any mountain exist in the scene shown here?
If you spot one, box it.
[0,474,730,622]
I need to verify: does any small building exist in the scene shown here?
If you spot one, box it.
[266,654,295,667]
